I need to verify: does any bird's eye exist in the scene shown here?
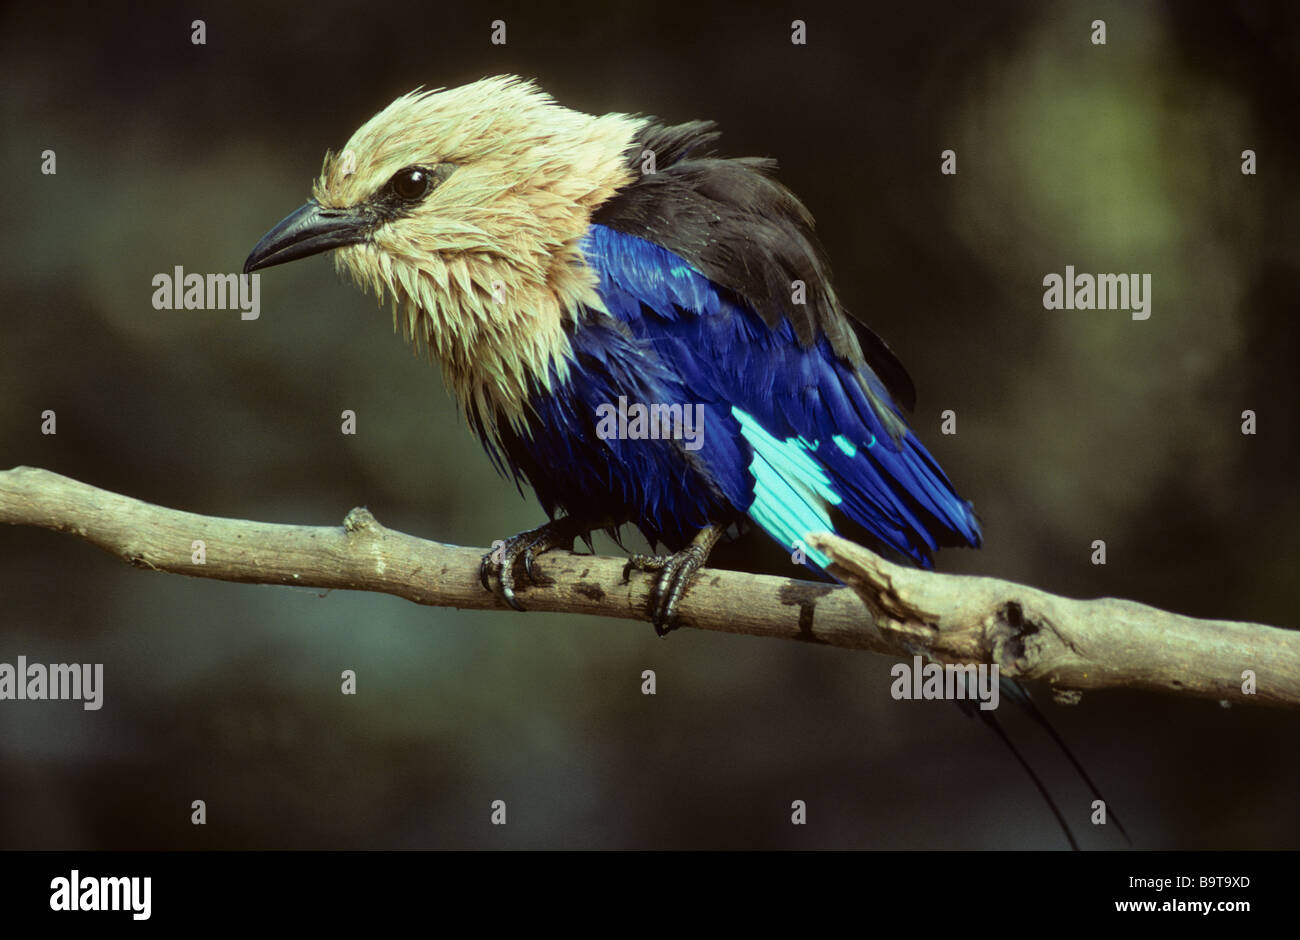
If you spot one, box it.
[390,167,432,201]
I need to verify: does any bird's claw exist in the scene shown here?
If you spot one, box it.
[479,521,574,611]
[622,551,664,581]
[624,527,721,636]
[524,546,548,583]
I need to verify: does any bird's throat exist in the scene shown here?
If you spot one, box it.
[338,240,607,441]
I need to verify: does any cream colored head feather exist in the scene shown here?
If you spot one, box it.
[312,75,645,434]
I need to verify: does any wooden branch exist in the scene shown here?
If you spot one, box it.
[2,466,1297,707]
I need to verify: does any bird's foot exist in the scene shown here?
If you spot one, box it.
[480,518,583,612]
[622,525,722,636]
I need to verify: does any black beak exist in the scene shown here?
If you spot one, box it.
[243,201,371,274]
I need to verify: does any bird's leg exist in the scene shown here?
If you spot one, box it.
[479,517,587,612]
[623,525,722,636]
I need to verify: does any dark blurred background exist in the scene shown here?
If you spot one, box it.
[1,0,1297,849]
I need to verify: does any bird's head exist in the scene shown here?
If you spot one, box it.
[245,75,643,421]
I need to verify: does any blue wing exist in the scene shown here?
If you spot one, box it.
[580,223,982,570]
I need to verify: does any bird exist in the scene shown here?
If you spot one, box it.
[243,75,982,626]
[244,75,1124,848]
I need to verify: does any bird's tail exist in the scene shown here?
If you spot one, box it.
[961,678,1130,849]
